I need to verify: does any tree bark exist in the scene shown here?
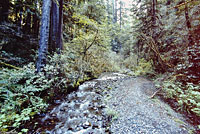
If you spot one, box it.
[50,0,59,52]
[112,0,115,23]
[15,0,23,27]
[106,0,111,24]
[119,1,122,28]
[24,12,31,33]
[24,0,33,34]
[33,13,40,36]
[152,0,157,28]
[114,0,118,23]
[152,0,158,42]
[50,0,63,53]
[0,0,10,23]
[56,0,63,53]
[32,0,40,36]
[184,1,193,45]
[36,0,52,72]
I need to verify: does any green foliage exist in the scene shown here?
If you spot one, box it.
[105,107,118,121]
[1,46,119,132]
[64,9,120,78]
[160,77,200,117]
[73,13,98,30]
[135,59,154,76]
[0,65,47,132]
[0,52,70,132]
[124,58,154,76]
[161,80,183,99]
[178,83,200,116]
[64,42,119,79]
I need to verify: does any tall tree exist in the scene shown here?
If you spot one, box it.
[114,0,118,23]
[36,0,52,72]
[119,1,122,28]
[0,0,10,23]
[32,0,40,36]
[15,0,23,27]
[37,0,63,72]
[57,0,63,53]
[50,0,63,53]
[24,0,32,34]
[112,0,115,23]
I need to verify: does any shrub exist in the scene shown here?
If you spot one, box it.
[0,53,69,132]
[0,65,48,132]
[157,76,200,117]
[131,58,154,76]
[122,54,137,70]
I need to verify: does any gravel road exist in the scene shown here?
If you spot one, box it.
[102,74,194,134]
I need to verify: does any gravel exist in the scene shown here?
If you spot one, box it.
[104,75,194,134]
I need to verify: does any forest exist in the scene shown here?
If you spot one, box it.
[0,0,200,133]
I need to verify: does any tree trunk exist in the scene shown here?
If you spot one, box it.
[50,0,59,52]
[106,0,111,24]
[114,0,118,23]
[152,0,158,42]
[15,0,23,28]
[152,0,157,28]
[32,0,40,36]
[119,1,122,28]
[50,0,63,53]
[184,1,193,45]
[166,0,171,5]
[36,0,52,72]
[33,13,40,36]
[24,12,31,34]
[0,0,9,23]
[112,0,115,23]
[56,0,63,53]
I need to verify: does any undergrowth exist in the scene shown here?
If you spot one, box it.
[0,58,68,132]
[122,56,154,76]
[155,74,200,129]
[0,45,118,133]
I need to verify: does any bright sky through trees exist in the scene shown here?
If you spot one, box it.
[122,0,132,8]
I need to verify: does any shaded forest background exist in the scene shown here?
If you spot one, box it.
[0,0,200,133]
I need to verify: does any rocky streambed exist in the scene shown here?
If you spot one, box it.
[28,73,128,134]
[27,73,195,134]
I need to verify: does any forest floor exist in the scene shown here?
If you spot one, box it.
[28,73,195,134]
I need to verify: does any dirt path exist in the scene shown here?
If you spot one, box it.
[99,73,194,134]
